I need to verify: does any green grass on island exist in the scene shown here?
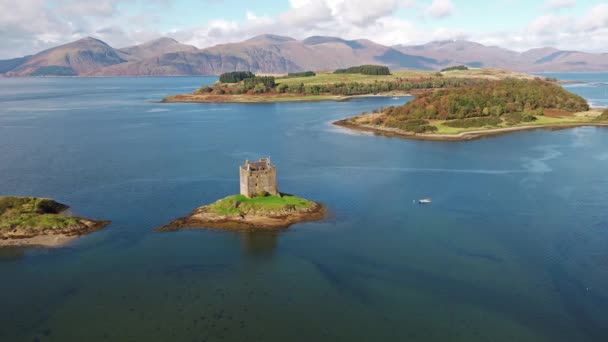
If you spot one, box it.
[206,194,317,216]
[0,196,108,238]
[0,197,74,233]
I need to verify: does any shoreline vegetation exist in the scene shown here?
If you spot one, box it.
[0,197,110,247]
[162,67,540,103]
[334,117,608,141]
[157,194,325,231]
[334,78,608,141]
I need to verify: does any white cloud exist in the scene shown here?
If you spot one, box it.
[0,0,607,60]
[174,0,426,48]
[476,6,608,52]
[426,0,455,19]
[527,14,573,35]
[543,0,576,10]
[579,3,608,31]
[0,0,169,58]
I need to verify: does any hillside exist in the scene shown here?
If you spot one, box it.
[205,34,437,71]
[335,78,604,140]
[384,78,589,120]
[394,40,608,72]
[120,37,198,59]
[89,34,436,76]
[4,37,129,77]
[1,35,607,76]
[0,56,31,73]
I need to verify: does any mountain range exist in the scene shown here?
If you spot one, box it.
[1,35,607,77]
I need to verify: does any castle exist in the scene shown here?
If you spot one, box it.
[239,158,278,198]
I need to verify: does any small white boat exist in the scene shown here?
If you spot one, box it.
[418,198,432,204]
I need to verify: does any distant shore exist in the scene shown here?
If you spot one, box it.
[161,92,413,104]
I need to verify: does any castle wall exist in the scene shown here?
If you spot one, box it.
[239,167,250,196]
[240,166,278,197]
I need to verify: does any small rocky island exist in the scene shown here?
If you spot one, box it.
[158,158,325,231]
[0,196,110,247]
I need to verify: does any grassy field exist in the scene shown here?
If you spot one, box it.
[431,109,604,135]
[0,196,110,239]
[0,197,75,233]
[276,68,536,87]
[207,194,317,215]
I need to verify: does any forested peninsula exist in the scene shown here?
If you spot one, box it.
[335,78,608,141]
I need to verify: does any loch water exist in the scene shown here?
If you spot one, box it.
[0,74,607,341]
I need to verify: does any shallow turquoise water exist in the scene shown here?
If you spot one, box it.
[0,76,607,341]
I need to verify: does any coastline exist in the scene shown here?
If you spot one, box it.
[0,234,79,248]
[0,219,110,248]
[157,202,326,231]
[333,119,608,141]
[161,92,413,104]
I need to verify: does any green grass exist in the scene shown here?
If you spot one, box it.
[0,214,79,231]
[278,70,429,87]
[0,196,67,216]
[0,196,77,233]
[594,109,608,122]
[429,110,604,135]
[207,194,316,215]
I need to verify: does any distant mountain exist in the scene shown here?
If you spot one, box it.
[86,34,436,76]
[120,37,197,60]
[393,40,608,72]
[0,56,31,74]
[4,37,128,76]
[394,40,518,69]
[1,35,606,77]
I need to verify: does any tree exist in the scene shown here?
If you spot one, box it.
[276,83,288,93]
[287,71,316,77]
[219,71,255,83]
[334,65,391,75]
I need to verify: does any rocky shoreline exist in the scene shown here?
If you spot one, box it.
[0,219,110,247]
[157,201,326,231]
[333,119,608,142]
[161,92,413,104]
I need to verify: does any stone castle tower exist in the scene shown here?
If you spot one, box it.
[239,158,278,198]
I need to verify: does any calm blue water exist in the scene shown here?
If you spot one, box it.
[538,72,608,108]
[0,76,607,342]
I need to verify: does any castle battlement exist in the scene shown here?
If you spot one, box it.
[240,158,278,198]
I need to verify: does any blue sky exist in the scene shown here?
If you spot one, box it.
[143,0,601,33]
[1,0,607,58]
